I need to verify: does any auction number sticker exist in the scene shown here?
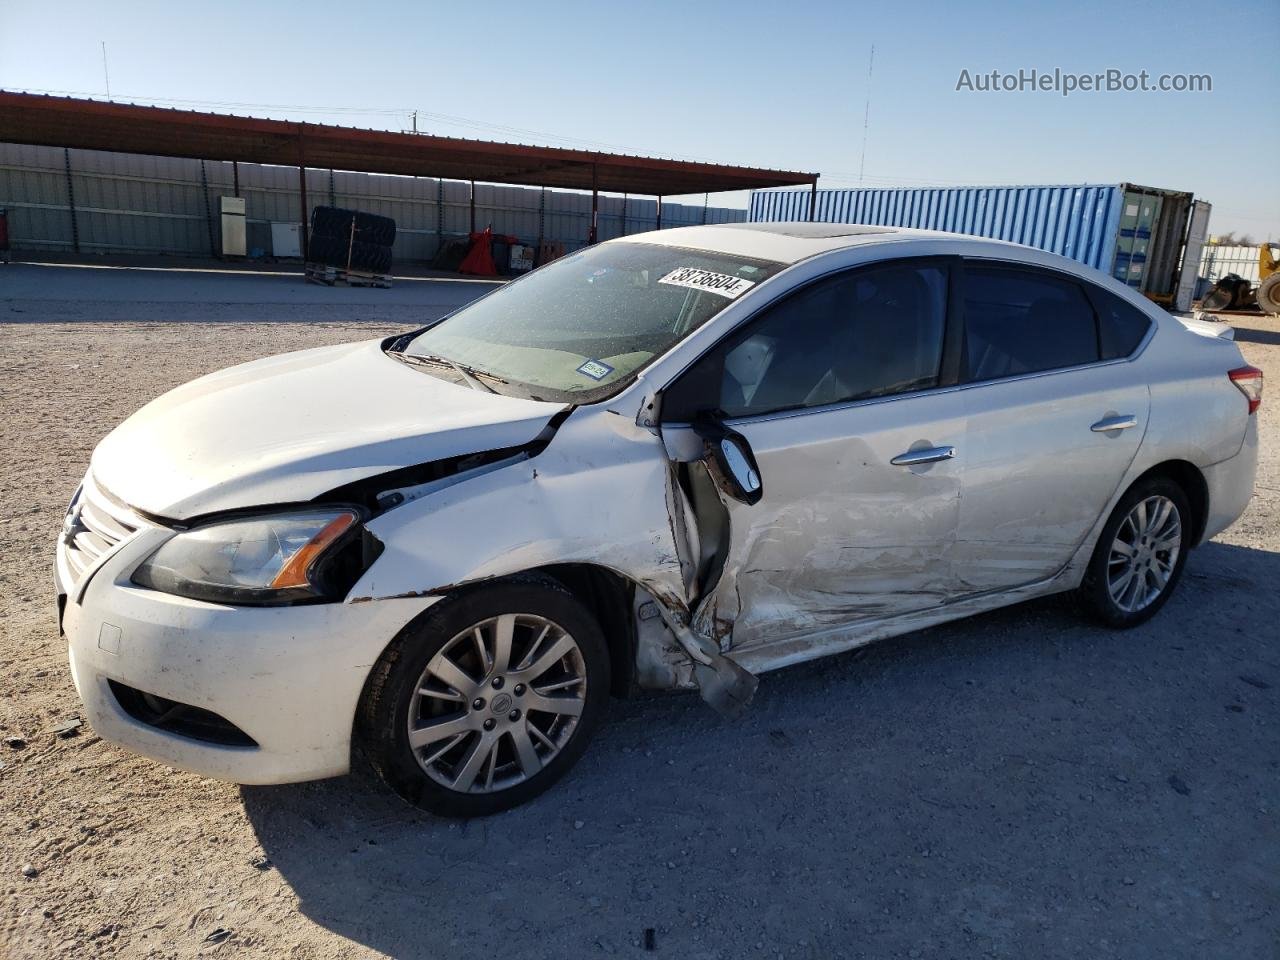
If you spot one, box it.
[658,267,756,299]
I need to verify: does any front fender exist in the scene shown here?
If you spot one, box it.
[346,408,688,609]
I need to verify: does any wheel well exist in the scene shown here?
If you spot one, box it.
[533,563,638,698]
[1133,460,1209,546]
[352,564,640,761]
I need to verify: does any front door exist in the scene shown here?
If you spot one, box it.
[660,259,967,651]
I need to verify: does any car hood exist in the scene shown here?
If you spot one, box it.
[91,338,566,519]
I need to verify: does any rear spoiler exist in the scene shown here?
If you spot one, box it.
[1180,313,1237,340]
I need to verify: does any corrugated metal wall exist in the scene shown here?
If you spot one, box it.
[1198,244,1267,285]
[0,142,746,260]
[750,185,1125,272]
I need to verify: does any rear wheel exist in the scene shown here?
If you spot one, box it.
[358,578,610,817]
[1077,476,1191,628]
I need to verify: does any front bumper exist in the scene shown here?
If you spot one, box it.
[58,524,438,785]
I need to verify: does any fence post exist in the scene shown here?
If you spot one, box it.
[200,160,217,257]
[296,131,309,260]
[589,164,599,245]
[538,187,546,248]
[435,175,445,253]
[62,148,79,254]
[298,164,309,260]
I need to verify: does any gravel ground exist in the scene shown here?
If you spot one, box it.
[1,284,1277,959]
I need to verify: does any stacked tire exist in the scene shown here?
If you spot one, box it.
[309,206,396,275]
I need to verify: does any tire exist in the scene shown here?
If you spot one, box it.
[1256,274,1280,317]
[354,213,396,247]
[305,237,391,274]
[310,206,351,240]
[306,235,345,268]
[1076,476,1192,628]
[357,577,610,817]
[310,207,397,247]
[350,241,392,275]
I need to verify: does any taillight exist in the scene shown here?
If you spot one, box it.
[1229,365,1263,414]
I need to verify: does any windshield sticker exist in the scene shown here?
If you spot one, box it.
[658,267,756,299]
[576,359,615,381]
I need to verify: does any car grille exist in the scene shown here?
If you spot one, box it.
[60,474,142,585]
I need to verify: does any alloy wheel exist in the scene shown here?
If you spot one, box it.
[1107,495,1183,614]
[406,614,587,794]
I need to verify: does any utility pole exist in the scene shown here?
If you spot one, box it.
[101,42,111,101]
[857,44,874,184]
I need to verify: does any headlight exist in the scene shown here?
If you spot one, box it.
[132,508,373,605]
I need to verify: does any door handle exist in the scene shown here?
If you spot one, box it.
[891,445,956,466]
[1091,415,1138,433]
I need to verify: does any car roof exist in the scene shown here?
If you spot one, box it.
[618,221,1030,265]
[613,220,1172,323]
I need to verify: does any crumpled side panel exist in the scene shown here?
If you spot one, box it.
[348,410,690,628]
[687,396,966,650]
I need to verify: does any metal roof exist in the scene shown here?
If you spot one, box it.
[0,92,816,196]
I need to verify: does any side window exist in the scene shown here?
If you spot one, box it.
[1091,287,1154,359]
[662,263,948,421]
[961,266,1099,382]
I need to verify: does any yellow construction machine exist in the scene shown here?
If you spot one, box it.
[1259,243,1280,315]
[1203,243,1280,314]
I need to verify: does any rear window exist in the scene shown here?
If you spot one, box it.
[1092,289,1154,359]
[962,266,1099,382]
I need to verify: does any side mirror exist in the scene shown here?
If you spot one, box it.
[693,415,763,505]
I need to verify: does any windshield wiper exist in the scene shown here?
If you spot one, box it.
[441,358,498,394]
[394,352,502,394]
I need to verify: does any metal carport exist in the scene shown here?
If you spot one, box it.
[0,91,818,255]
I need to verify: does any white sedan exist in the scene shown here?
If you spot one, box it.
[55,223,1261,816]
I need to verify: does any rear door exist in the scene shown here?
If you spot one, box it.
[953,262,1152,593]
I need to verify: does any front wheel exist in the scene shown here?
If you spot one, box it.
[1076,477,1191,628]
[358,578,610,817]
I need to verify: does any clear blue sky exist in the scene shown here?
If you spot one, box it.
[2,0,1276,239]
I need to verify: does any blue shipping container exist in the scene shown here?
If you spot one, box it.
[749,183,1194,296]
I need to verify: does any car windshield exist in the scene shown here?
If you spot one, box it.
[401,242,785,402]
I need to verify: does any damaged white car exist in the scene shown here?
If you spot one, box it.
[56,223,1261,816]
